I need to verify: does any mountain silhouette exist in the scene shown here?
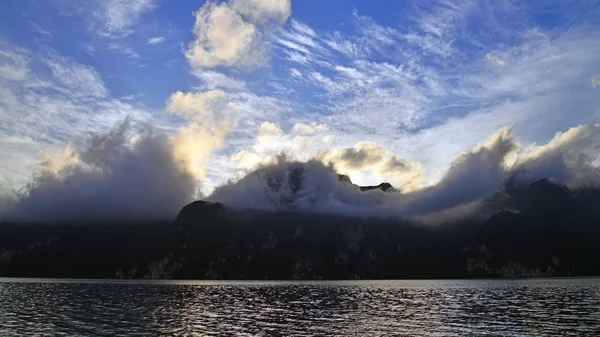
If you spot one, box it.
[1,178,599,279]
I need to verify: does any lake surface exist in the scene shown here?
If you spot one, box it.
[0,278,599,336]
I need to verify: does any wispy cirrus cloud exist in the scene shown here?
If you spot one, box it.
[0,40,153,195]
[147,36,166,45]
[107,43,140,59]
[2,0,600,221]
[92,0,157,37]
[229,0,598,191]
[192,70,247,91]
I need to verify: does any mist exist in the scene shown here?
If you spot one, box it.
[209,125,600,222]
[2,119,599,224]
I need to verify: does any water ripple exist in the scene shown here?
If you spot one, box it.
[0,278,599,336]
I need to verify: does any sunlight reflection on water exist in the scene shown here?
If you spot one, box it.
[0,278,599,336]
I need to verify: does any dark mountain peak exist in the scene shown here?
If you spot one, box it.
[338,174,353,185]
[175,200,225,227]
[526,178,571,203]
[360,182,395,192]
[477,209,529,250]
[337,174,395,192]
[523,178,572,220]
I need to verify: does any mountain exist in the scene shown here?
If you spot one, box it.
[338,174,395,192]
[0,178,599,279]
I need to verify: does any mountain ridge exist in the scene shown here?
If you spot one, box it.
[1,177,599,279]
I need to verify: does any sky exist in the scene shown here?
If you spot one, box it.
[1,0,600,221]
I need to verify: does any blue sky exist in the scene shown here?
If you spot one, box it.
[1,0,600,197]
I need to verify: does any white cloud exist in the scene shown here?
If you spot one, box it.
[94,0,156,37]
[207,123,600,223]
[186,2,262,69]
[275,8,600,187]
[274,19,330,63]
[45,54,108,98]
[224,120,334,180]
[28,21,53,39]
[318,142,425,191]
[404,0,474,58]
[166,90,230,121]
[185,0,291,69]
[230,0,291,25]
[352,10,399,50]
[292,122,328,135]
[592,74,600,88]
[83,44,96,57]
[324,31,367,59]
[166,90,240,184]
[289,68,302,79]
[485,53,506,67]
[511,124,600,188]
[0,41,152,196]
[108,43,139,59]
[147,36,166,45]
[0,48,29,82]
[192,70,247,91]
[4,0,600,219]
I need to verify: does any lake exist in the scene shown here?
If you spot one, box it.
[0,278,599,336]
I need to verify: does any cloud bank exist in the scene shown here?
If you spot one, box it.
[208,124,600,222]
[2,122,599,224]
[3,120,195,223]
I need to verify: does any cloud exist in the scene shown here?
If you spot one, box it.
[274,19,330,65]
[166,90,229,121]
[398,127,518,215]
[324,31,368,59]
[184,0,291,69]
[0,41,154,198]
[292,122,327,135]
[147,36,166,45]
[511,124,600,188]
[4,0,600,225]
[208,159,374,213]
[230,0,291,25]
[248,121,332,156]
[2,83,243,222]
[93,0,156,37]
[166,90,239,182]
[289,68,302,79]
[221,120,335,183]
[192,70,247,91]
[3,120,196,223]
[208,124,600,223]
[592,74,600,88]
[485,53,506,67]
[170,122,230,185]
[270,5,599,180]
[0,48,29,82]
[318,142,425,192]
[108,43,140,59]
[45,53,108,97]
